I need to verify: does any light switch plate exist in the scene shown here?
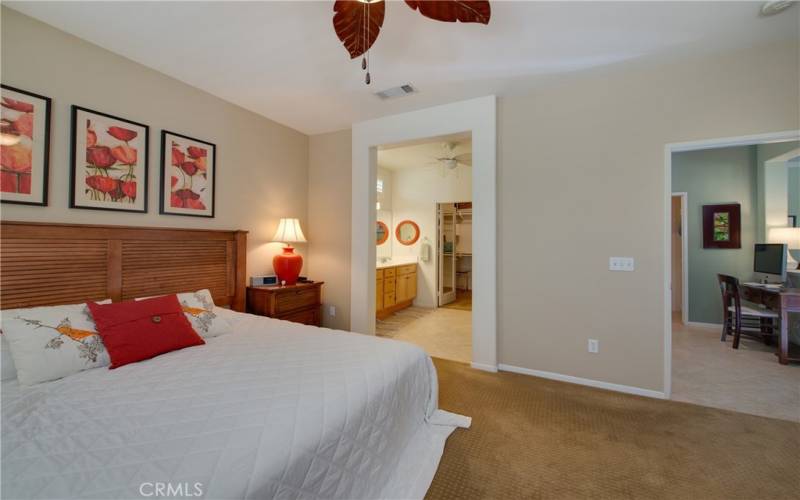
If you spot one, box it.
[609,257,635,272]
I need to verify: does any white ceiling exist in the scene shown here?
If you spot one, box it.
[379,135,472,171]
[7,1,798,135]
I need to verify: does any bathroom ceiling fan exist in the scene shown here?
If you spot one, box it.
[333,0,491,84]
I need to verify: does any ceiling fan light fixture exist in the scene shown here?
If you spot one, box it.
[333,0,491,85]
[760,1,796,16]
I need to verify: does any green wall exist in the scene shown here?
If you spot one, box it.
[672,146,757,324]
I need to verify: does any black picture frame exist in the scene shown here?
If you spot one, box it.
[69,105,149,213]
[1,84,51,206]
[159,129,216,218]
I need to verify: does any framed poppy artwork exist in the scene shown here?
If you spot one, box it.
[160,130,215,218]
[69,106,148,213]
[1,85,51,206]
[702,203,741,249]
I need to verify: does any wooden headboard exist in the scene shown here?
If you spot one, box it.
[0,221,247,311]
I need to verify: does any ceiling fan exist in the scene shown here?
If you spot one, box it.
[429,142,472,177]
[333,0,491,84]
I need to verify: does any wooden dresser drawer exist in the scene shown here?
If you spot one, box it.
[279,307,320,326]
[397,264,416,275]
[383,278,396,293]
[275,287,319,314]
[384,267,396,278]
[247,282,323,327]
[376,268,384,280]
[384,291,396,307]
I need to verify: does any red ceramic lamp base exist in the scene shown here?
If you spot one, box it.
[273,245,303,286]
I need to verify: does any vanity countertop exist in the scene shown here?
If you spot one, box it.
[376,256,419,269]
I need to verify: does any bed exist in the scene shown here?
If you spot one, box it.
[0,222,468,499]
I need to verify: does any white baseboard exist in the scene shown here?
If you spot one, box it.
[497,364,666,399]
[470,362,498,373]
[686,321,723,329]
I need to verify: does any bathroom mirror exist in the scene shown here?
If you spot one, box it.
[376,221,389,245]
[396,220,420,245]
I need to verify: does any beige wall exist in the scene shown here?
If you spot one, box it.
[0,8,309,279]
[308,130,352,330]
[311,40,799,392]
[498,41,798,391]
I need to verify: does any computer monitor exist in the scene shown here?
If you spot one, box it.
[753,243,787,283]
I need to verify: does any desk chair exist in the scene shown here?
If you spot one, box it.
[717,274,779,349]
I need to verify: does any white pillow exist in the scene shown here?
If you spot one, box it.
[136,289,230,338]
[1,301,111,386]
[178,289,231,338]
[1,336,18,381]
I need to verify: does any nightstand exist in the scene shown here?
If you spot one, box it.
[246,282,324,326]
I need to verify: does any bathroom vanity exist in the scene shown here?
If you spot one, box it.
[376,260,418,320]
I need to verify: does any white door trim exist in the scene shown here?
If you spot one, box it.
[350,96,497,371]
[663,130,800,399]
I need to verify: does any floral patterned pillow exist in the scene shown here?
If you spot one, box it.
[176,289,231,338]
[137,290,231,338]
[1,301,111,385]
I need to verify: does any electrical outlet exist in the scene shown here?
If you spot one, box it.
[588,339,599,353]
[609,257,635,272]
[329,305,336,317]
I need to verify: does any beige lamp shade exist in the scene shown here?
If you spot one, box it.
[768,227,800,249]
[272,218,307,244]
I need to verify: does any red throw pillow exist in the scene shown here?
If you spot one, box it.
[88,294,205,369]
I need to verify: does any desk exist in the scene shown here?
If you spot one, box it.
[741,284,800,364]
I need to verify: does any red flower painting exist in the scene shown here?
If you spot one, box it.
[82,118,140,204]
[0,96,35,195]
[1,86,51,206]
[168,137,210,212]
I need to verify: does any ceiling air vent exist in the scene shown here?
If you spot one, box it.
[375,84,417,100]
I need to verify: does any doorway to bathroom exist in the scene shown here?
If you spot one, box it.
[373,134,473,363]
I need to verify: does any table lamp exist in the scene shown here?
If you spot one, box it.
[272,218,306,285]
[768,226,800,269]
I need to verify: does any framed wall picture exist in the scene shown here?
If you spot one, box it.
[702,203,741,249]
[70,106,148,213]
[1,85,51,206]
[160,130,215,218]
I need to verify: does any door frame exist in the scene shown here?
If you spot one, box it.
[663,129,800,398]
[671,192,689,325]
[350,96,497,372]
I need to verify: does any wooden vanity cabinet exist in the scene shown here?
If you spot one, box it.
[376,263,417,319]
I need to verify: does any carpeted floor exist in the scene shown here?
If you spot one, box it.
[428,358,800,500]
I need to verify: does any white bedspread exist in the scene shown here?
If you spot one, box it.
[1,310,469,499]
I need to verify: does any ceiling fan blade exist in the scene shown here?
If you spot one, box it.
[405,0,491,24]
[454,153,472,166]
[333,0,386,59]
